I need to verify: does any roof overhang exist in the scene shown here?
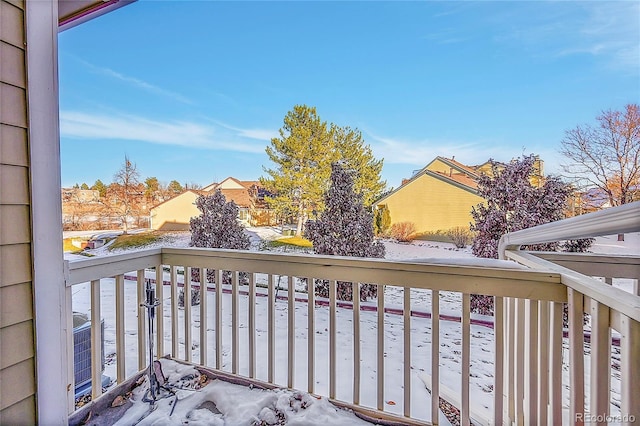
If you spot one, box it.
[58,0,136,32]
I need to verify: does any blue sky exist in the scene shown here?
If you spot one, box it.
[59,1,639,190]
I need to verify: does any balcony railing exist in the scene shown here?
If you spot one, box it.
[65,201,640,425]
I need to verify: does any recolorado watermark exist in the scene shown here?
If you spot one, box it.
[576,413,636,423]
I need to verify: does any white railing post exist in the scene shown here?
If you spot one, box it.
[115,274,125,384]
[215,269,222,370]
[550,302,563,424]
[431,290,440,425]
[155,266,164,359]
[248,272,256,378]
[352,282,360,404]
[170,266,179,358]
[403,287,411,418]
[232,271,239,374]
[568,288,585,425]
[65,284,75,414]
[329,279,337,399]
[620,316,640,422]
[377,283,385,411]
[199,268,208,366]
[506,298,516,422]
[461,294,471,425]
[90,279,102,401]
[590,299,610,424]
[308,277,315,394]
[537,300,549,425]
[184,266,192,362]
[136,270,146,371]
[287,276,295,388]
[525,299,538,423]
[267,274,275,382]
[494,296,504,425]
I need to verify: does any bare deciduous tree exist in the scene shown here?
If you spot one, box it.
[112,155,142,233]
[560,104,640,207]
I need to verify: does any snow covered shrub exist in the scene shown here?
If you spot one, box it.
[446,226,473,248]
[470,155,572,314]
[561,238,595,252]
[178,287,201,307]
[305,163,385,301]
[471,155,572,259]
[390,221,417,242]
[470,294,495,316]
[190,190,250,250]
[185,190,250,306]
[374,205,391,236]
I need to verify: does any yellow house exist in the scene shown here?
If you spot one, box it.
[376,156,544,234]
[150,177,276,230]
[377,157,485,233]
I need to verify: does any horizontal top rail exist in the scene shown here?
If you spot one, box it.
[498,201,640,259]
[533,252,640,279]
[66,246,565,301]
[163,247,564,300]
[66,249,162,286]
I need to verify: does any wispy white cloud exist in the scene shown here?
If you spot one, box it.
[213,121,279,141]
[76,58,193,104]
[495,2,639,72]
[100,68,193,104]
[555,2,639,71]
[421,28,469,45]
[60,111,265,154]
[363,129,564,175]
[363,129,483,166]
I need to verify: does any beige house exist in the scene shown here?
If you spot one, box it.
[376,156,544,234]
[150,177,275,230]
[149,190,201,231]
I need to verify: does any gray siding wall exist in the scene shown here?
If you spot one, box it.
[0,0,37,422]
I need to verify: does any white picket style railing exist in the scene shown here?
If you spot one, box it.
[500,201,640,425]
[65,201,640,425]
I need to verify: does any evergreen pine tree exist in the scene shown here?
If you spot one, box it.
[91,179,107,198]
[305,163,385,301]
[262,105,386,236]
[374,205,391,236]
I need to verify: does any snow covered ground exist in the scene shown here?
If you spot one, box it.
[112,358,373,426]
[67,230,639,424]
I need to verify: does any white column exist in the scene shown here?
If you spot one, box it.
[26,0,69,422]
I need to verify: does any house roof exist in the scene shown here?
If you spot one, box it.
[375,156,485,205]
[219,188,253,208]
[149,190,199,211]
[429,170,479,190]
[435,156,480,178]
[58,0,137,31]
[240,180,261,188]
[150,177,266,211]
[202,177,260,192]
